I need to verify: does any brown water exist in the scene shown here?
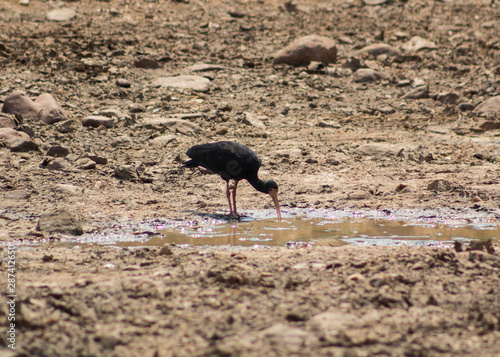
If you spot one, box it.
[114,209,499,248]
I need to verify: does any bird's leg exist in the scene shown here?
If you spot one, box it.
[226,180,234,215]
[232,180,239,216]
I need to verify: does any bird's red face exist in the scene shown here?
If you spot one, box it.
[268,187,281,222]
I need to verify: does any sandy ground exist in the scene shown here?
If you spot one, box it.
[1,0,500,356]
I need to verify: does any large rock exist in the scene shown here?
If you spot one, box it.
[81,115,114,128]
[2,91,67,124]
[150,135,176,147]
[403,86,429,100]
[2,91,40,121]
[153,76,212,92]
[273,35,337,66]
[473,96,500,116]
[34,93,67,124]
[8,137,39,152]
[36,209,83,236]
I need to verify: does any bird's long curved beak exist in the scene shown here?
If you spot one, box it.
[269,188,281,222]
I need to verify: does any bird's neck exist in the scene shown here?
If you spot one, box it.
[248,177,266,194]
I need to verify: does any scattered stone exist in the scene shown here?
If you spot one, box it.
[353,68,383,83]
[403,85,429,99]
[46,145,69,157]
[19,0,29,6]
[317,121,341,128]
[355,143,401,158]
[403,36,438,52]
[242,112,266,129]
[7,137,39,152]
[143,118,203,135]
[153,76,212,92]
[115,164,140,181]
[427,179,452,192]
[273,35,337,66]
[479,121,500,130]
[436,91,461,105]
[46,8,76,22]
[100,109,134,125]
[258,324,318,348]
[134,56,160,69]
[347,190,371,200]
[82,153,108,165]
[74,158,96,170]
[55,119,79,133]
[5,189,30,200]
[183,63,233,73]
[116,78,131,88]
[473,96,500,116]
[81,115,114,128]
[355,43,401,58]
[36,208,83,235]
[41,157,71,171]
[111,135,133,147]
[53,184,82,196]
[343,57,366,71]
[150,135,176,147]
[457,102,475,111]
[274,148,302,158]
[159,244,174,256]
[34,93,67,124]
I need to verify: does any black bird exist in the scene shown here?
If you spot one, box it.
[183,141,281,221]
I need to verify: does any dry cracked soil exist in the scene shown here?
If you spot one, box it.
[1,0,500,356]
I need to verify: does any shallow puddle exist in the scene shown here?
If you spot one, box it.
[11,208,499,248]
[115,208,499,248]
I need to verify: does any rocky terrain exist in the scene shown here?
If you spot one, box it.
[0,0,500,356]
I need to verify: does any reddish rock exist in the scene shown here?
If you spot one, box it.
[474,96,500,116]
[81,115,114,128]
[34,93,67,124]
[2,91,67,124]
[353,68,383,83]
[0,114,15,128]
[0,127,30,141]
[2,90,40,121]
[273,35,337,66]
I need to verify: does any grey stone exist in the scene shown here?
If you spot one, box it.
[74,158,96,170]
[0,128,30,141]
[403,36,438,52]
[355,143,401,158]
[355,43,401,58]
[53,184,82,196]
[55,119,79,133]
[0,114,15,128]
[5,189,30,200]
[134,56,160,69]
[46,8,76,22]
[33,93,67,124]
[115,164,140,181]
[153,76,212,92]
[436,91,461,105]
[82,153,108,165]
[403,86,429,100]
[111,135,133,147]
[8,137,38,152]
[81,115,114,128]
[354,68,383,83]
[258,323,318,348]
[150,135,176,147]
[473,96,500,116]
[36,209,83,235]
[273,35,337,66]
[41,157,71,171]
[242,112,266,129]
[46,145,69,157]
[116,78,131,88]
[427,179,452,192]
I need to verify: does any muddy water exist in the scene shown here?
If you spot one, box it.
[115,208,500,248]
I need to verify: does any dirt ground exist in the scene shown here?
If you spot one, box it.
[1,0,500,356]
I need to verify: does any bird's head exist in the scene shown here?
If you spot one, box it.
[263,180,281,222]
